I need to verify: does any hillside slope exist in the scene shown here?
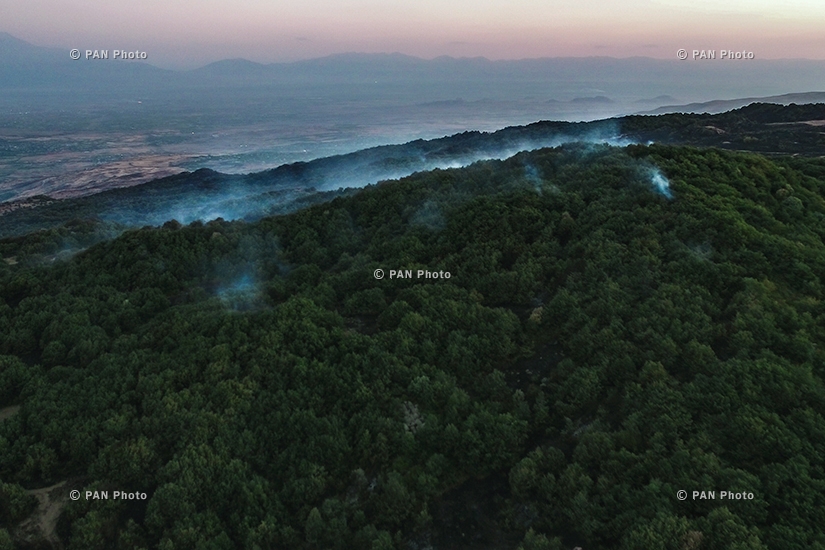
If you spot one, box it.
[1,144,824,549]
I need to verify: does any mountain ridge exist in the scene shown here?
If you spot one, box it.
[637,91,825,115]
[3,32,825,104]
[2,101,824,238]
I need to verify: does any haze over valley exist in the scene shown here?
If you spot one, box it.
[2,32,825,204]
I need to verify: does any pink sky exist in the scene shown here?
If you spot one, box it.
[5,0,825,68]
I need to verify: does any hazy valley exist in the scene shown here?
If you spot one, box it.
[3,31,825,206]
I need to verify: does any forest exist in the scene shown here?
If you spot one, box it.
[1,142,824,549]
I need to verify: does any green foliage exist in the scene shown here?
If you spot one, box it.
[1,144,824,548]
[518,528,564,550]
[0,529,14,550]
[0,481,37,525]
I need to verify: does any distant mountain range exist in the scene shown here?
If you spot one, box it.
[637,92,825,115]
[2,32,825,108]
[2,30,825,240]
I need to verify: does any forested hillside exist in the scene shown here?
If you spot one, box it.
[2,102,823,240]
[1,144,824,549]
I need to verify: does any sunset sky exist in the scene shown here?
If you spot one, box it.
[5,0,825,68]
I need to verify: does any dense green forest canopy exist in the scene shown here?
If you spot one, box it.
[1,143,825,549]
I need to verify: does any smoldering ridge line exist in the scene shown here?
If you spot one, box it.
[96,135,642,227]
[0,118,642,237]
